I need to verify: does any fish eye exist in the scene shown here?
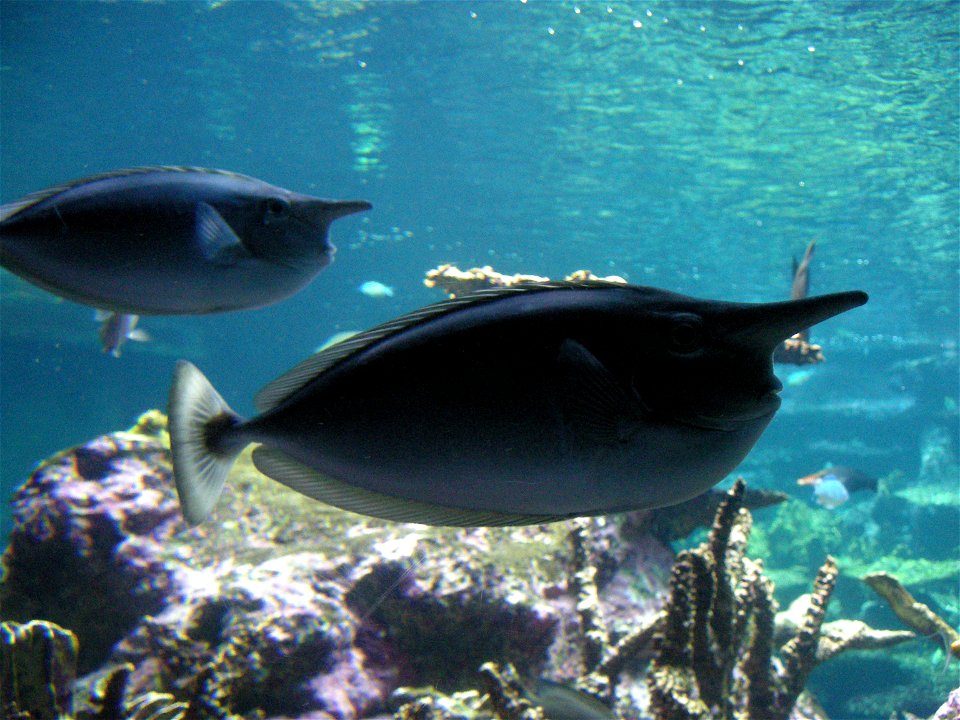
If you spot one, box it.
[264,197,290,219]
[669,316,703,354]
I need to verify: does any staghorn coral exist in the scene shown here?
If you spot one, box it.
[565,518,660,709]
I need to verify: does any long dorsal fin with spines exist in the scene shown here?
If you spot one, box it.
[253,279,626,413]
[0,166,256,222]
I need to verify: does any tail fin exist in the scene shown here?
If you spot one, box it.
[167,360,245,525]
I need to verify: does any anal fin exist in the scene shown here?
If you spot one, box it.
[251,447,567,527]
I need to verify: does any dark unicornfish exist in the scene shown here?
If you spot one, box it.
[168,281,868,526]
[0,167,371,314]
[95,311,149,357]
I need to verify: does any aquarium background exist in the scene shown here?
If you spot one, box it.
[1,1,957,718]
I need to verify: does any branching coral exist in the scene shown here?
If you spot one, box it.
[647,479,839,720]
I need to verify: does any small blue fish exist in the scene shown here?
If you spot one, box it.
[95,310,149,358]
[359,280,394,298]
[813,478,850,509]
[799,465,878,509]
[0,167,371,314]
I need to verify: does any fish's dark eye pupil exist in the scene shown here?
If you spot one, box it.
[266,198,288,216]
[671,322,700,350]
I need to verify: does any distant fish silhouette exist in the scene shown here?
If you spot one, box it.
[790,239,816,339]
[95,310,149,358]
[774,240,825,365]
[798,465,878,509]
[167,280,867,526]
[0,166,371,314]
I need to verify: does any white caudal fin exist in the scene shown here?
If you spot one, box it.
[167,360,244,525]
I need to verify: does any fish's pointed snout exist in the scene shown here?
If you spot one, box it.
[318,199,372,223]
[731,290,868,349]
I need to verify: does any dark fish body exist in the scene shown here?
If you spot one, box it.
[168,281,868,526]
[0,167,371,314]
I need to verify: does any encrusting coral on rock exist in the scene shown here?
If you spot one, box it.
[423,264,626,298]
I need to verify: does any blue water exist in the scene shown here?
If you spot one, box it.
[1,1,957,717]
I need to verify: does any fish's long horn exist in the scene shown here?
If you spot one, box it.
[729,290,868,350]
[316,199,372,222]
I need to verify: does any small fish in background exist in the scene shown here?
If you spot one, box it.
[798,465,878,509]
[528,678,616,720]
[166,280,867,526]
[95,310,149,358]
[0,166,371,314]
[774,240,827,365]
[359,280,394,298]
[784,367,816,387]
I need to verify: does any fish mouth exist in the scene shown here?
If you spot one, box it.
[683,390,782,431]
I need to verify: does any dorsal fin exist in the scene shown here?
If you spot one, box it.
[0,166,256,223]
[254,279,625,413]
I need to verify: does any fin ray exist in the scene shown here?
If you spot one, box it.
[556,339,643,445]
[196,202,248,265]
[168,361,245,524]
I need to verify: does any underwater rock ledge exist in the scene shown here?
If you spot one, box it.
[0,412,937,720]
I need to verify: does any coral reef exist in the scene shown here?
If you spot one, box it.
[0,412,676,718]
[0,414,946,719]
[0,411,179,673]
[772,336,825,365]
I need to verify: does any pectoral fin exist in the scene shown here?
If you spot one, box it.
[196,202,249,265]
[555,339,644,446]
